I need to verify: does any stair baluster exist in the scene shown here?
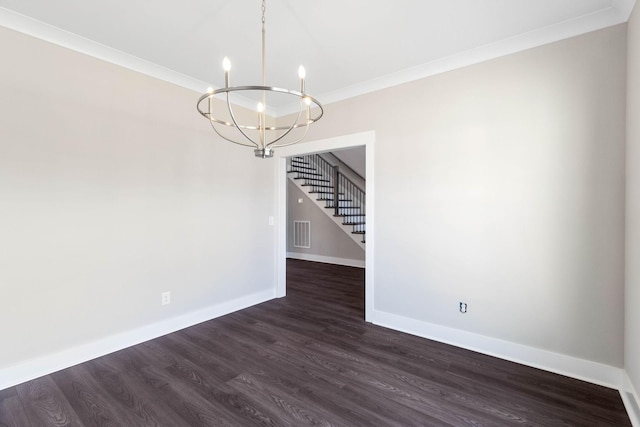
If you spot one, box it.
[288,154,366,245]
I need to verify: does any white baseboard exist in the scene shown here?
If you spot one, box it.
[287,252,365,268]
[0,289,275,391]
[370,309,624,390]
[622,373,640,427]
[3,292,637,425]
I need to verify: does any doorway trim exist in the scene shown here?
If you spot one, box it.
[274,131,375,322]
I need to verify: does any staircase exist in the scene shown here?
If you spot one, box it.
[288,154,366,250]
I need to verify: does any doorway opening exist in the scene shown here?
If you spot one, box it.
[274,131,375,322]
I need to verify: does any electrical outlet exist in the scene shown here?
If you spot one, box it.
[459,302,467,313]
[161,291,171,305]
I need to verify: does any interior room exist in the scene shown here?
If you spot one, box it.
[1,0,639,424]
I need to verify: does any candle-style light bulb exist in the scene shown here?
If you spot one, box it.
[223,56,231,87]
[298,65,306,93]
[257,102,264,113]
[222,56,231,72]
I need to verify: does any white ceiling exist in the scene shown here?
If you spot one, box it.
[0,0,635,113]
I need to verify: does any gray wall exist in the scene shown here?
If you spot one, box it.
[0,16,633,396]
[294,25,627,367]
[626,2,640,407]
[287,179,364,264]
[0,26,275,378]
[334,146,366,178]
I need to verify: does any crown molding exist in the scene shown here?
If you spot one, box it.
[0,7,272,114]
[615,0,637,20]
[0,7,209,93]
[2,2,635,118]
[301,2,635,113]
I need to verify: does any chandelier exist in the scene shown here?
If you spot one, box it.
[196,0,323,158]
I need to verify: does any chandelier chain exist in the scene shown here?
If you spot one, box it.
[261,0,266,87]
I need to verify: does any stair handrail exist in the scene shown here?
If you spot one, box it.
[291,153,365,217]
[319,152,365,190]
[289,153,366,245]
[305,154,365,218]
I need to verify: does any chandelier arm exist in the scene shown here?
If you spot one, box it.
[224,91,260,148]
[198,89,324,133]
[271,105,311,148]
[271,123,310,148]
[308,99,324,123]
[199,87,324,129]
[208,120,256,148]
[265,103,305,148]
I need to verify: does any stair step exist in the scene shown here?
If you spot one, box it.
[311,191,346,196]
[302,185,333,190]
[291,158,310,165]
[295,177,330,183]
[289,164,316,170]
[289,170,322,176]
[319,199,352,204]
[318,197,352,202]
[290,152,366,248]
[325,202,356,207]
[289,165,320,175]
[328,207,362,213]
[319,201,353,206]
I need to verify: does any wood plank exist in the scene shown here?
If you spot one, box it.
[0,258,632,426]
[15,377,84,427]
[0,387,32,427]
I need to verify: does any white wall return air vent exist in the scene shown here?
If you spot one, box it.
[293,221,311,248]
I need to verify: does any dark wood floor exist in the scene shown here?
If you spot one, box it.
[0,259,631,426]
